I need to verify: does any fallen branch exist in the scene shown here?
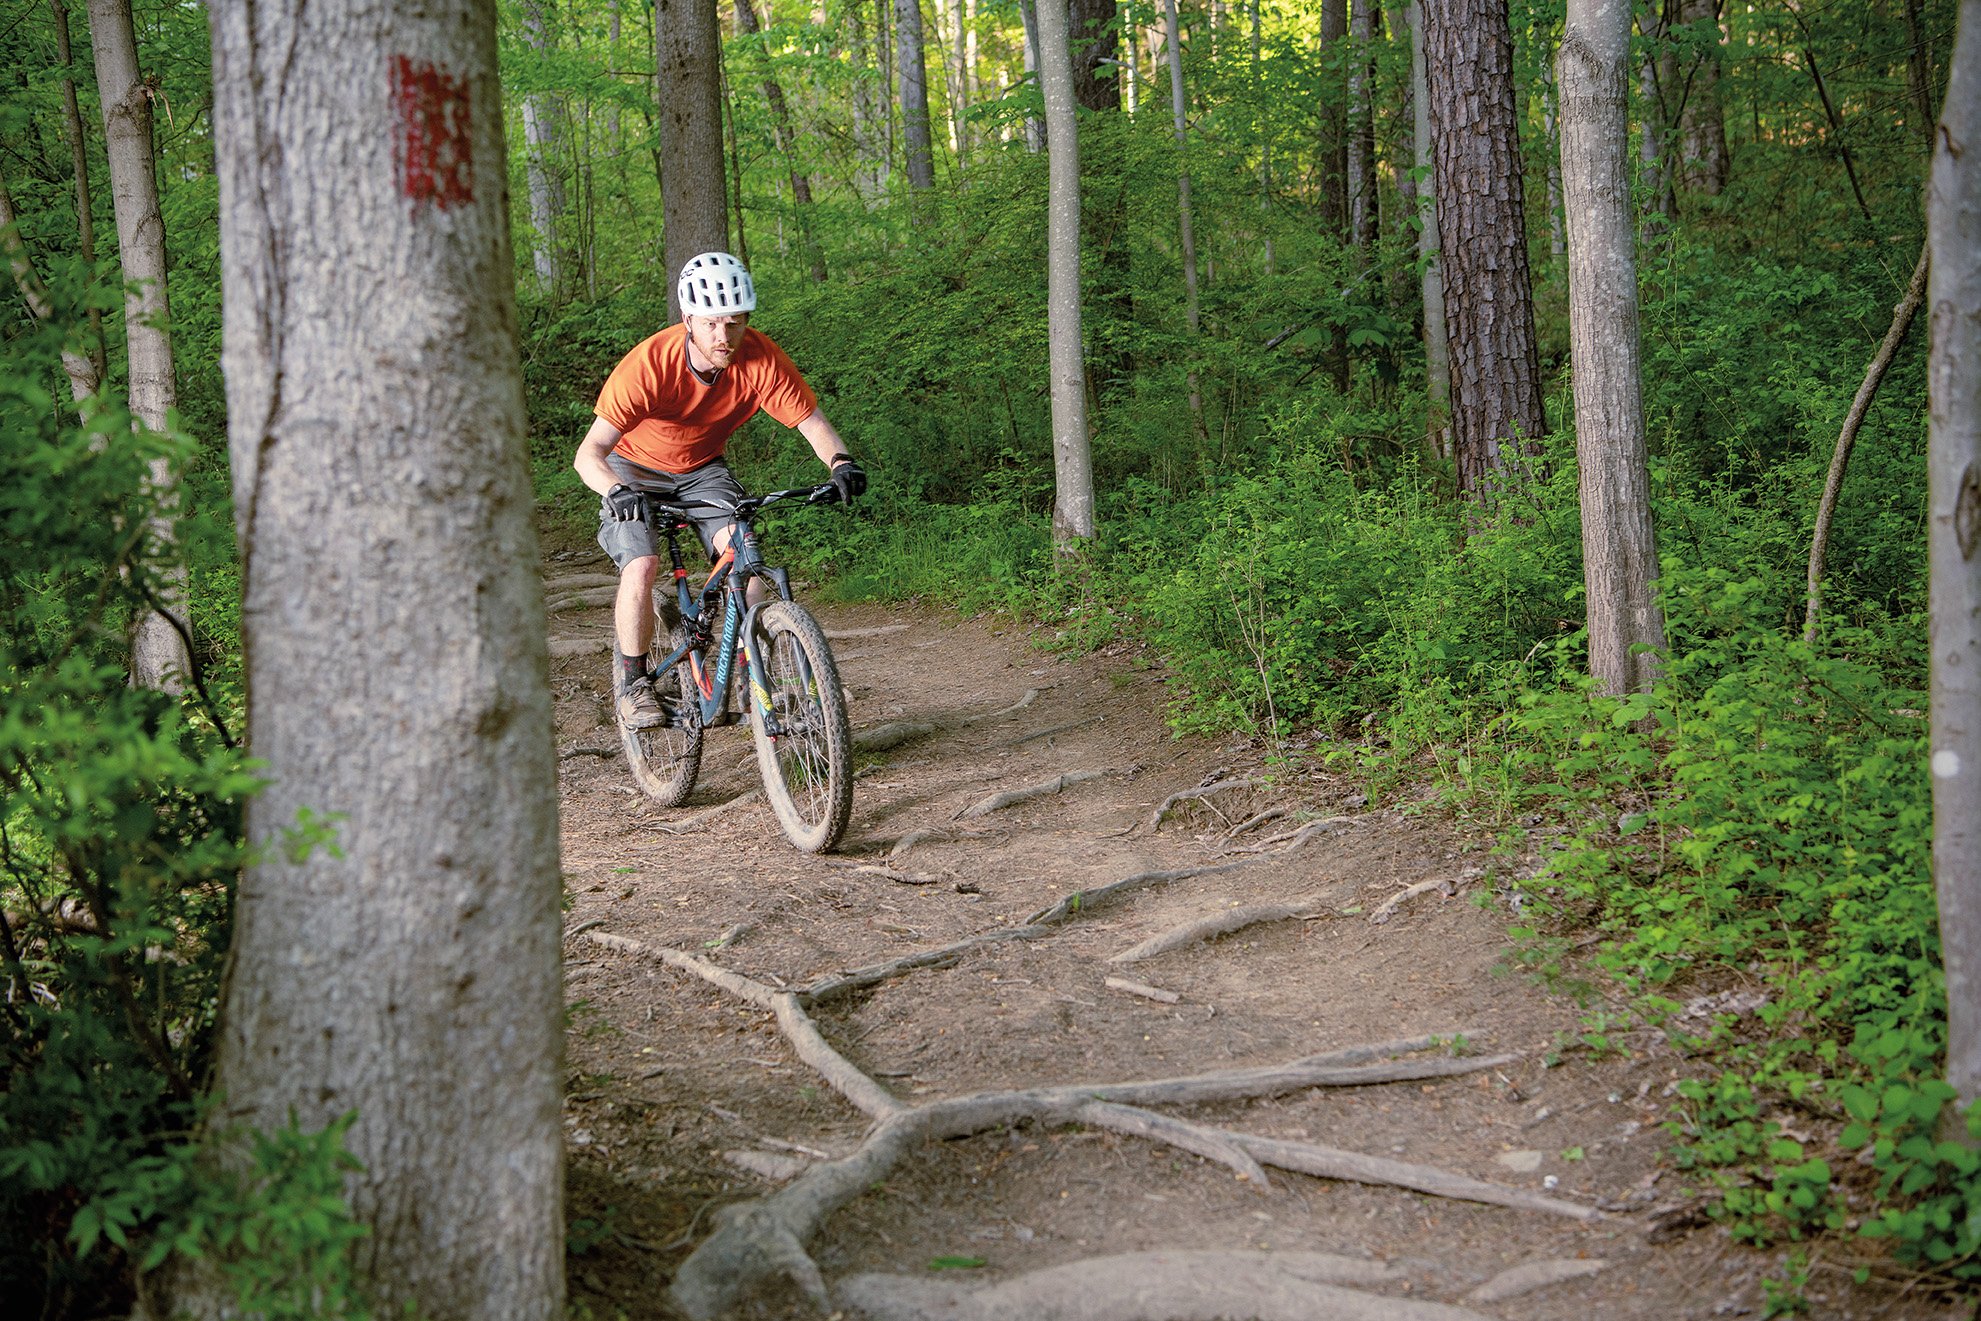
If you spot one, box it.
[838,1250,1490,1321]
[959,687,1040,725]
[1150,778,1261,830]
[1230,1132,1599,1222]
[1109,903,1317,964]
[1103,976,1181,1005]
[1370,878,1456,925]
[956,770,1105,819]
[557,743,618,761]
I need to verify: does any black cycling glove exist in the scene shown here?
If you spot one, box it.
[829,456,868,504]
[604,483,648,522]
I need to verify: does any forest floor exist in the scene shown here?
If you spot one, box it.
[539,523,1966,1321]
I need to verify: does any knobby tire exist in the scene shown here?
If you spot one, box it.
[622,605,703,807]
[749,600,852,853]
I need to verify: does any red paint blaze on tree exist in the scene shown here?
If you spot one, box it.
[393,55,474,206]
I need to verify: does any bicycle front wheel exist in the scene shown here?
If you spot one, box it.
[622,616,704,807]
[749,601,852,852]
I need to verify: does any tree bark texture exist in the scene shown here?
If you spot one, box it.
[896,0,937,189]
[1319,0,1348,239]
[1070,0,1121,113]
[1020,0,1044,151]
[1675,0,1727,194]
[50,0,107,385]
[657,0,731,315]
[1929,0,1981,1113]
[1538,40,1566,259]
[88,0,191,690]
[1347,0,1378,251]
[1036,0,1094,547]
[1162,0,1205,440]
[204,1,565,1315]
[1560,0,1666,695]
[521,0,573,303]
[1408,1,1450,458]
[1420,0,1547,502]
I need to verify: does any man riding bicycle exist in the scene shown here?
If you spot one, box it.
[574,252,866,731]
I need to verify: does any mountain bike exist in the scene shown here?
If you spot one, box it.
[618,483,854,853]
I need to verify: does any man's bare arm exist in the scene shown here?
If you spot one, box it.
[795,409,852,471]
[574,416,625,494]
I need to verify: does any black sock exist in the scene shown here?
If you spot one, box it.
[615,649,648,689]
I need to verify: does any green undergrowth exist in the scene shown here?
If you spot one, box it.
[2,315,372,1317]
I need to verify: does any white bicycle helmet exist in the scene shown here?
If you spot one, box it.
[676,251,757,317]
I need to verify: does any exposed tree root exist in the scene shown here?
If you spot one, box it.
[1228,816,1348,854]
[547,636,610,658]
[797,927,1049,1007]
[959,687,1041,724]
[1226,805,1289,838]
[1103,976,1180,1005]
[545,586,619,613]
[651,788,760,833]
[556,743,618,761]
[818,858,937,886]
[824,622,911,639]
[601,933,1580,1319]
[853,720,939,753]
[541,571,619,594]
[1108,903,1318,964]
[1462,1257,1609,1303]
[1371,878,1457,925]
[1149,778,1261,829]
[1006,719,1089,746]
[957,770,1106,819]
[887,827,950,857]
[838,1250,1493,1321]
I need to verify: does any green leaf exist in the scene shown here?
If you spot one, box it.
[928,1255,988,1270]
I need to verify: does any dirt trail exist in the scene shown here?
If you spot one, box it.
[541,533,1950,1321]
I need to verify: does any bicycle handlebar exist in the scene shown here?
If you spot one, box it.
[644,481,843,527]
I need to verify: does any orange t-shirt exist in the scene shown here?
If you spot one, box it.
[593,324,818,474]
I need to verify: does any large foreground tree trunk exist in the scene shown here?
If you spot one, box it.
[1037,0,1094,548]
[657,0,730,314]
[200,1,565,1315]
[1420,0,1547,504]
[89,0,191,690]
[1560,0,1665,695]
[1930,0,1981,1115]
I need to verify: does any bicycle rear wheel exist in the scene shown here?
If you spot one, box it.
[622,613,703,807]
[749,600,852,852]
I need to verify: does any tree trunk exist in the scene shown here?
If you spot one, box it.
[1636,5,1673,232]
[1408,1,1450,459]
[1071,0,1121,112]
[846,1,890,199]
[50,0,106,385]
[657,0,730,316]
[1420,0,1547,504]
[1020,0,1045,152]
[1036,0,1094,548]
[734,0,825,280]
[1538,38,1566,260]
[1347,0,1377,252]
[1929,0,1981,1114]
[0,169,101,402]
[200,1,565,1316]
[1162,0,1205,442]
[1319,0,1348,240]
[896,0,936,190]
[522,0,573,304]
[1675,0,1727,195]
[1560,0,1666,695]
[1805,244,1930,644]
[88,0,190,691]
[1909,0,1940,153]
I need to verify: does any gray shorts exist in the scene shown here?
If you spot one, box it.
[596,455,747,566]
